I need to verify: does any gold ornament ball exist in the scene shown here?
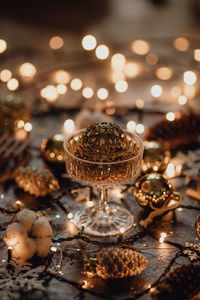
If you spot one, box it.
[142,140,170,173]
[0,93,30,135]
[134,173,173,210]
[41,134,65,164]
[195,213,200,239]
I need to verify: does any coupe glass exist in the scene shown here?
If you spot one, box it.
[64,129,144,237]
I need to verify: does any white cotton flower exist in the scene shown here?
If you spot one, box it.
[4,223,28,247]
[35,237,51,257]
[12,238,36,264]
[16,209,37,233]
[31,216,52,238]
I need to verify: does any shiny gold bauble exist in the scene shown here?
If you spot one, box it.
[0,93,30,135]
[195,213,200,239]
[142,140,170,173]
[41,134,65,164]
[134,173,173,210]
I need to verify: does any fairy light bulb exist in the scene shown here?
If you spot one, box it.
[166,112,175,121]
[115,80,128,93]
[0,39,7,54]
[82,35,97,50]
[97,88,108,100]
[19,62,36,78]
[49,36,64,50]
[183,71,197,85]
[151,85,163,97]
[111,53,126,71]
[82,87,94,99]
[70,78,82,91]
[174,37,189,51]
[0,69,12,82]
[54,70,70,84]
[124,62,140,78]
[95,45,109,59]
[159,232,167,243]
[7,78,19,91]
[131,40,150,55]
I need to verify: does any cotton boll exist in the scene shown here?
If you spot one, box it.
[32,216,52,238]
[36,237,51,257]
[12,238,36,264]
[4,222,28,247]
[16,209,37,233]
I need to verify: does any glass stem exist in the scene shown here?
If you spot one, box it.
[98,188,110,215]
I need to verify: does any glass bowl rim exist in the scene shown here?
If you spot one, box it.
[63,128,144,165]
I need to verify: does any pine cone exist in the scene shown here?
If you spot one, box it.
[96,247,148,279]
[15,167,60,196]
[152,264,200,300]
[145,113,200,149]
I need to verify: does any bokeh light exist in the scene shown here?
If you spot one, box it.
[7,78,19,91]
[95,45,109,59]
[136,124,145,134]
[151,84,163,97]
[0,69,12,82]
[136,98,144,109]
[183,71,197,85]
[54,70,70,84]
[178,95,187,105]
[49,36,64,50]
[146,53,158,65]
[156,67,172,80]
[124,62,140,78]
[115,80,128,93]
[111,53,126,71]
[56,84,67,95]
[166,112,175,121]
[170,86,182,98]
[19,62,36,78]
[97,88,108,100]
[63,119,75,135]
[24,122,32,132]
[194,49,200,62]
[0,39,7,54]
[126,120,136,132]
[174,37,189,51]
[82,87,94,99]
[183,85,195,98]
[82,35,97,51]
[40,85,58,102]
[112,71,125,83]
[131,40,150,55]
[70,78,83,91]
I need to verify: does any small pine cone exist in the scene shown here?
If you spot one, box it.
[152,264,200,300]
[145,113,200,149]
[96,247,148,279]
[15,167,60,196]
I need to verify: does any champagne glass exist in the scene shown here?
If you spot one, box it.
[64,126,143,237]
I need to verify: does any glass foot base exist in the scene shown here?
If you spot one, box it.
[74,204,133,237]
